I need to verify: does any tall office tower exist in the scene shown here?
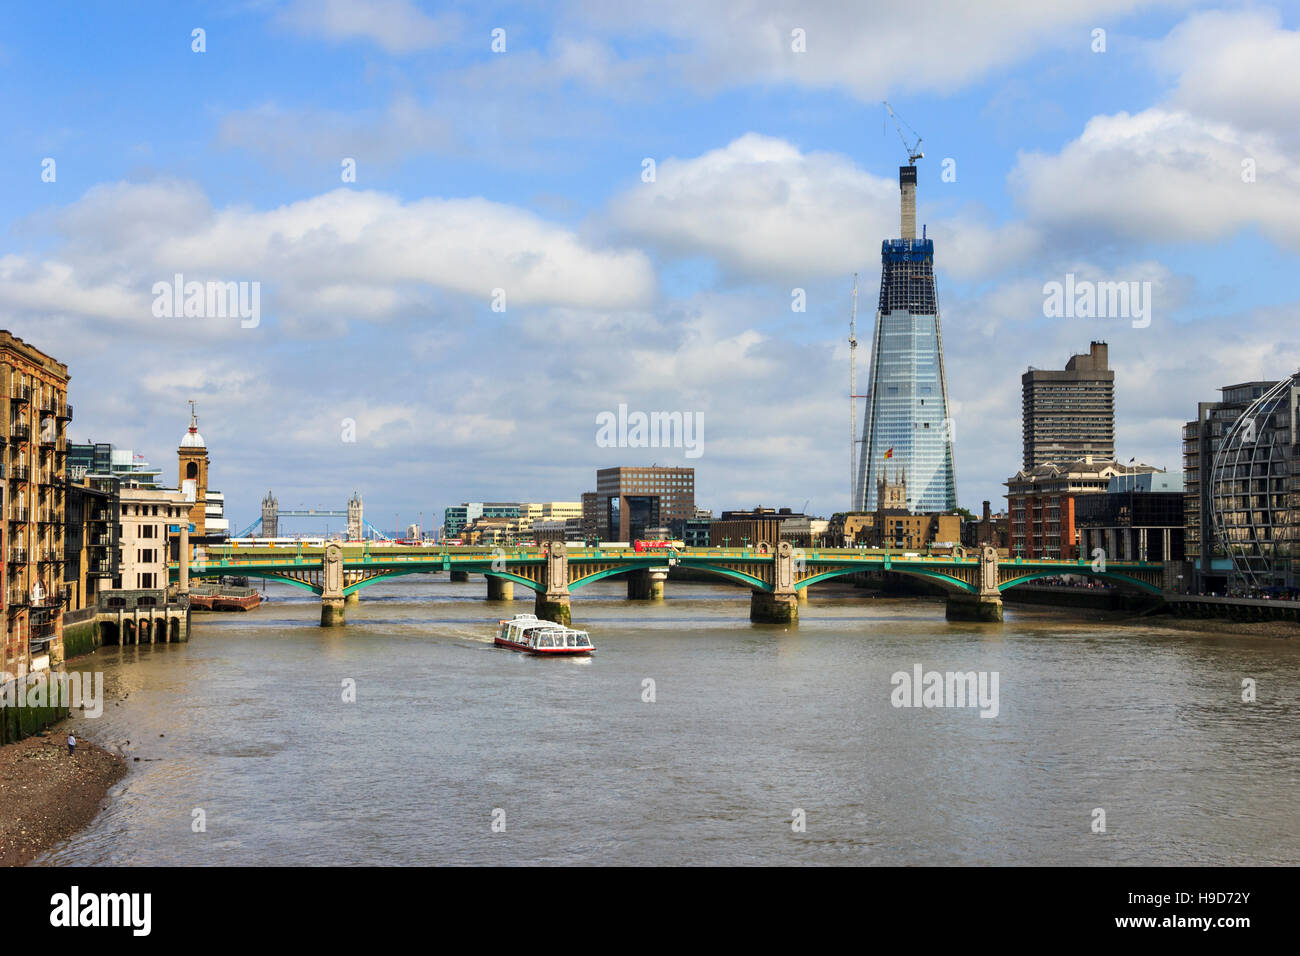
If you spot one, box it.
[854,164,957,512]
[1021,342,1115,470]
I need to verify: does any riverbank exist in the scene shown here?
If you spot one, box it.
[0,732,127,866]
[1116,613,1299,640]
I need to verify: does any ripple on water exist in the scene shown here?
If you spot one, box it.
[37,579,1300,865]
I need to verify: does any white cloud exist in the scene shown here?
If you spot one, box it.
[1156,9,1300,145]
[575,0,1185,99]
[609,133,895,282]
[2,182,656,331]
[279,0,455,54]
[1011,108,1300,247]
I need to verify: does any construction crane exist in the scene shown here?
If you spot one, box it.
[848,273,859,508]
[883,100,923,163]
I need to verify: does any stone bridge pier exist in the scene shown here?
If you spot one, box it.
[486,576,514,601]
[627,567,668,600]
[945,545,1004,622]
[750,541,798,624]
[534,541,572,625]
[320,542,346,627]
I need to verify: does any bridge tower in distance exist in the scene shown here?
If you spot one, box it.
[261,491,278,538]
[178,401,210,535]
[347,491,363,540]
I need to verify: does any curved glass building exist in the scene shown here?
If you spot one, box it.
[1205,374,1300,590]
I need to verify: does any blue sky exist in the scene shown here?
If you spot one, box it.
[3,0,1298,532]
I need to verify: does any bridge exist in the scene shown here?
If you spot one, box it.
[234,490,394,540]
[169,541,1167,626]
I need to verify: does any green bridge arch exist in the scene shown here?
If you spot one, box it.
[997,569,1163,596]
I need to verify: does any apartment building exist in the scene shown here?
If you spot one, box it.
[116,486,191,592]
[2,331,72,676]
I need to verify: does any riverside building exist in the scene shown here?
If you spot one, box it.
[1021,342,1115,470]
[2,331,72,676]
[1183,376,1300,592]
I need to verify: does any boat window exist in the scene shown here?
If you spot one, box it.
[575,632,590,646]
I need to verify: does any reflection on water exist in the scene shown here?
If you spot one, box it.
[38,576,1300,865]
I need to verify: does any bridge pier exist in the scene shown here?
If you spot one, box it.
[345,592,359,605]
[750,542,799,624]
[944,592,1003,622]
[945,544,1003,622]
[750,590,798,623]
[535,541,572,625]
[450,571,470,583]
[486,577,514,601]
[321,596,346,626]
[627,568,667,600]
[320,542,346,627]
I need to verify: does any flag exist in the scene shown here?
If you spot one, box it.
[885,448,894,459]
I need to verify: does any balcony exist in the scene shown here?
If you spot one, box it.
[8,425,29,443]
[91,533,111,547]
[8,508,26,523]
[89,559,115,576]
[10,386,29,403]
[58,403,73,421]
[9,547,26,563]
[40,548,62,563]
[7,589,27,605]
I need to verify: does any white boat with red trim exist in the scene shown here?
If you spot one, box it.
[494,613,594,656]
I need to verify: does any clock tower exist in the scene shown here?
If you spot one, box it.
[178,401,209,535]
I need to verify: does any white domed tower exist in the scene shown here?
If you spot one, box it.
[178,400,210,535]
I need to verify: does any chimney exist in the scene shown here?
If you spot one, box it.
[982,500,991,522]
[899,165,917,240]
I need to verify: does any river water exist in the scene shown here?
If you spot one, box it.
[39,577,1300,865]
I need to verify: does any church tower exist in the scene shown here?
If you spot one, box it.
[876,462,908,512]
[178,401,209,535]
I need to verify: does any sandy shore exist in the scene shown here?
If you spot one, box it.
[1117,614,1300,640]
[0,731,127,866]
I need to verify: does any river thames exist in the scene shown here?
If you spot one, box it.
[40,578,1300,865]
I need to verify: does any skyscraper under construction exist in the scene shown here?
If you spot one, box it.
[854,161,957,513]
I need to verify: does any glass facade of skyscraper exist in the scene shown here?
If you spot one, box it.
[854,195,958,513]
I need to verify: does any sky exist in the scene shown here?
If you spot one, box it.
[3,0,1299,534]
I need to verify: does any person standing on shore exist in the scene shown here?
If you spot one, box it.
[67,733,76,756]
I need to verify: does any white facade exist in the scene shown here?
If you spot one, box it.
[117,487,189,590]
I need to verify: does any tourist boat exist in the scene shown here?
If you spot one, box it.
[494,613,594,656]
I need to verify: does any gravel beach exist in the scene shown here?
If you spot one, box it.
[0,732,127,866]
